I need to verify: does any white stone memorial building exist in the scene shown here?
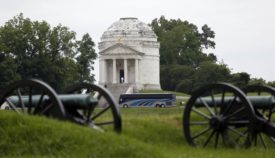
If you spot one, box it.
[98,18,161,98]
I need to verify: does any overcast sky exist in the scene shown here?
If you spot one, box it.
[1,0,275,82]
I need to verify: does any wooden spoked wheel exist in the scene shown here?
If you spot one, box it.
[243,85,275,148]
[183,83,255,148]
[0,79,66,119]
[63,83,122,133]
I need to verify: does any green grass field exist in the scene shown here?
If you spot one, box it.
[0,107,274,158]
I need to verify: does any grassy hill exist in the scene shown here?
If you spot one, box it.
[0,108,274,158]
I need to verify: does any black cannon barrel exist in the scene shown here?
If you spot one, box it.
[7,94,98,109]
[195,96,275,109]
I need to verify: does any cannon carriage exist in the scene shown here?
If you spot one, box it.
[0,79,121,133]
[1,79,275,148]
[183,83,275,148]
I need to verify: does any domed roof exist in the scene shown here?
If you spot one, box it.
[100,18,157,42]
[107,17,151,31]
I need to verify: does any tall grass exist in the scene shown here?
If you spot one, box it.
[0,108,274,157]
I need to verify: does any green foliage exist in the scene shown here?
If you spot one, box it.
[267,81,275,87]
[230,72,251,88]
[76,33,97,82]
[200,24,216,49]
[0,13,97,90]
[160,65,194,91]
[175,79,193,94]
[151,16,230,93]
[192,61,231,89]
[150,16,216,67]
[151,16,256,92]
[248,77,267,86]
[160,62,232,93]
[0,54,21,88]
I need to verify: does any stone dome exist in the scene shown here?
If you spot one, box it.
[100,18,158,43]
[98,17,161,93]
[108,18,150,31]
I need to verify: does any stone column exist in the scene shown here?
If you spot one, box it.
[124,59,128,83]
[113,59,117,83]
[102,59,106,83]
[135,59,139,83]
[99,59,103,83]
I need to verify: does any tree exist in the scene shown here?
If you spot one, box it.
[175,79,193,94]
[248,78,266,86]
[192,62,231,90]
[151,16,226,92]
[200,24,216,49]
[150,16,216,67]
[76,33,97,82]
[0,13,97,90]
[151,16,262,92]
[0,54,21,89]
[267,81,275,87]
[230,72,250,88]
[160,65,194,91]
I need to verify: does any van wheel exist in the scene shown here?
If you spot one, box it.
[155,104,159,108]
[160,104,165,108]
[123,104,128,108]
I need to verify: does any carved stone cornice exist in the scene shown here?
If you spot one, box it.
[99,43,145,56]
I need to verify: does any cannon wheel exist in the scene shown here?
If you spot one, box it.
[0,79,66,119]
[243,85,275,148]
[63,83,121,133]
[183,83,255,148]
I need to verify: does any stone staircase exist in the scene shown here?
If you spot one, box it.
[104,83,134,102]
